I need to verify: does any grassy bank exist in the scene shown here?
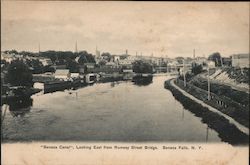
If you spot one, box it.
[164,79,249,145]
[191,76,249,106]
[177,79,249,128]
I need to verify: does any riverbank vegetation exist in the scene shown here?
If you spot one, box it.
[132,60,153,74]
[164,79,249,145]
[5,59,33,87]
[190,76,249,107]
[177,79,249,128]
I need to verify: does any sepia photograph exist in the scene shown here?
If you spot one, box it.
[1,1,249,164]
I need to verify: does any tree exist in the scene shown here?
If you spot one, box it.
[175,57,184,64]
[98,60,107,66]
[77,51,96,64]
[26,59,44,74]
[132,60,153,73]
[208,52,222,67]
[7,50,18,55]
[192,64,203,75]
[101,52,112,62]
[5,60,33,87]
[66,59,79,73]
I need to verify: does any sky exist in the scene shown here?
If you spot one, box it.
[1,1,249,58]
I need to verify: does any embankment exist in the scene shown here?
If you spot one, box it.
[177,78,249,128]
[164,79,249,145]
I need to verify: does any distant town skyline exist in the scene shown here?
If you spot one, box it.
[2,1,249,57]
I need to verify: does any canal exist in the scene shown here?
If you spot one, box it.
[2,76,222,142]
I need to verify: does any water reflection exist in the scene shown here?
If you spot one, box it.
[2,76,222,142]
[132,76,153,86]
[7,97,33,117]
[110,81,121,87]
[182,107,184,120]
[206,126,209,142]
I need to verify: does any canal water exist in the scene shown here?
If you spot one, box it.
[2,76,222,142]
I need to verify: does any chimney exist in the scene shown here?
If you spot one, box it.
[75,41,78,53]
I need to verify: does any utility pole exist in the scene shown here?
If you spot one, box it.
[220,56,224,67]
[193,49,195,59]
[160,55,163,73]
[183,59,186,87]
[207,63,211,100]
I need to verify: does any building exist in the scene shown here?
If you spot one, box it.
[39,58,53,66]
[231,54,249,68]
[54,69,71,80]
[79,63,96,74]
[193,57,207,65]
[178,63,192,76]
[207,61,216,68]
[222,57,232,67]
[167,61,179,72]
[70,73,80,79]
[113,55,120,64]
[105,61,118,68]
[96,46,101,58]
[95,47,101,63]
[1,53,23,63]
[119,55,137,65]
[1,53,13,63]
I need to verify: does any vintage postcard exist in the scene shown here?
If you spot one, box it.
[1,1,249,164]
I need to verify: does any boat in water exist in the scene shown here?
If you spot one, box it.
[85,73,99,84]
[44,80,72,93]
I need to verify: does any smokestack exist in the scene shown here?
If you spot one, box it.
[38,42,40,55]
[75,41,78,53]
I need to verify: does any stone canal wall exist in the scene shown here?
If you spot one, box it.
[164,79,249,145]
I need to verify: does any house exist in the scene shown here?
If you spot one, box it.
[54,69,71,80]
[207,61,216,68]
[113,55,120,64]
[122,64,133,73]
[1,53,15,63]
[203,61,216,71]
[39,58,53,66]
[71,73,80,79]
[193,57,207,66]
[167,61,179,72]
[78,63,96,74]
[105,61,118,68]
[84,63,95,69]
[231,54,249,68]
[179,63,192,76]
[222,57,232,67]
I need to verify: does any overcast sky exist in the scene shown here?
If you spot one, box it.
[1,1,249,57]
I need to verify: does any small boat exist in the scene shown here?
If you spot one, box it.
[85,73,98,84]
[44,80,71,93]
[123,73,134,80]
